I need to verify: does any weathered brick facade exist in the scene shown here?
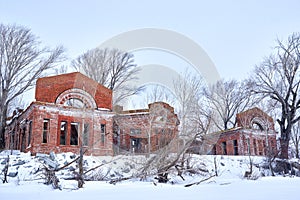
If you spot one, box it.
[35,72,112,109]
[4,72,179,156]
[5,72,114,156]
[5,72,276,157]
[113,102,180,154]
[198,107,277,156]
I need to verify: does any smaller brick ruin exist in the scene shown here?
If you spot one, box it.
[113,102,180,154]
[198,107,277,156]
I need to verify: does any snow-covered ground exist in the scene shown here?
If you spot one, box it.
[0,151,299,200]
[1,177,299,200]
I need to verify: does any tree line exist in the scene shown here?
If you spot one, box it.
[1,23,300,160]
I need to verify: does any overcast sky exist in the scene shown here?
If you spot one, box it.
[1,0,300,82]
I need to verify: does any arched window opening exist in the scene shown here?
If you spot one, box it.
[63,98,86,108]
[56,88,97,109]
[252,122,264,131]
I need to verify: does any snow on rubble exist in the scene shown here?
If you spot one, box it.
[1,151,300,200]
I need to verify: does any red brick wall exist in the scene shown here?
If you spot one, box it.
[214,129,277,156]
[5,102,114,156]
[6,73,179,156]
[35,72,112,110]
[236,107,275,131]
[208,108,278,156]
[114,102,179,153]
[215,131,242,155]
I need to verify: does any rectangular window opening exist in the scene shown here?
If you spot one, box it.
[28,121,32,146]
[258,140,263,155]
[247,138,251,155]
[101,124,106,134]
[60,121,67,145]
[233,140,238,155]
[70,122,79,145]
[253,139,257,155]
[221,141,227,155]
[101,124,106,145]
[42,119,50,143]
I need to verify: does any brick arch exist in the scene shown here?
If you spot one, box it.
[55,88,97,109]
[251,117,267,131]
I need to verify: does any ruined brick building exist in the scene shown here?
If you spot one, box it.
[198,107,278,156]
[4,72,179,156]
[113,102,179,154]
[4,72,277,157]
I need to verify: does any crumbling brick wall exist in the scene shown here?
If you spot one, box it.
[202,107,278,156]
[5,73,179,156]
[113,102,179,154]
[35,72,112,110]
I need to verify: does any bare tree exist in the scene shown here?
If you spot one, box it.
[138,71,212,183]
[53,65,68,75]
[72,48,143,105]
[0,24,64,149]
[249,33,300,159]
[203,79,255,131]
[111,71,213,184]
[173,71,204,136]
[141,84,176,107]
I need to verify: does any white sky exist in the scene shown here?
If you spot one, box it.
[1,0,300,89]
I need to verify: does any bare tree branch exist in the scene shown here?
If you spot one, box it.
[0,24,65,149]
[248,32,300,159]
[72,48,143,105]
[203,79,256,130]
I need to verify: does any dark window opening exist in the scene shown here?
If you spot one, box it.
[258,140,263,155]
[21,128,26,152]
[70,122,79,145]
[101,124,106,133]
[253,139,257,155]
[131,138,141,153]
[28,121,32,146]
[83,124,89,146]
[60,121,67,145]
[252,122,264,131]
[233,140,238,155]
[42,119,50,143]
[101,124,106,145]
[247,138,251,155]
[222,141,227,155]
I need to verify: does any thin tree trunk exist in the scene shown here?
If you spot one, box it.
[77,146,84,188]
